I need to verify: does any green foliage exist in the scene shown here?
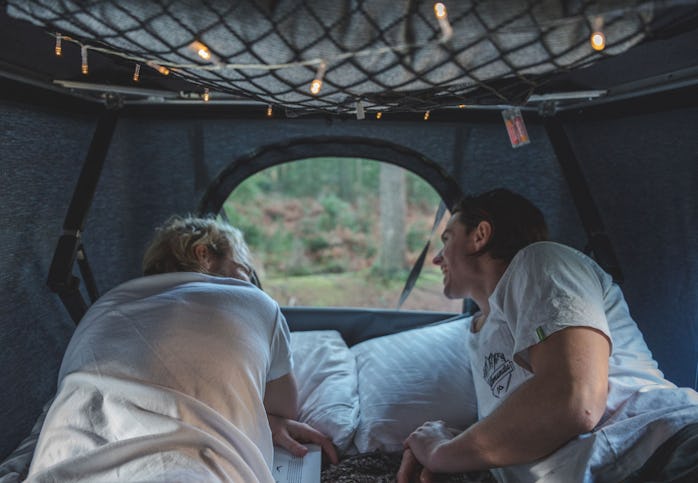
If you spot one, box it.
[305,236,330,253]
[407,224,428,252]
[224,157,443,282]
[319,194,354,230]
[223,202,264,246]
[368,264,410,285]
[407,174,442,209]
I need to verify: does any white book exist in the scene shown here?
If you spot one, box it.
[272,444,321,483]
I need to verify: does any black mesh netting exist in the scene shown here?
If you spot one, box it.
[7,0,656,114]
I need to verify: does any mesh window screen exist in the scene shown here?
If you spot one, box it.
[7,0,654,114]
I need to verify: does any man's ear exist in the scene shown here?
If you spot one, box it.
[473,220,493,249]
[193,244,211,271]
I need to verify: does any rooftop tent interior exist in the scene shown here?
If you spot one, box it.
[1,0,698,468]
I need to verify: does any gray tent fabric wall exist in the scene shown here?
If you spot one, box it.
[1,100,98,459]
[1,101,697,460]
[567,107,698,391]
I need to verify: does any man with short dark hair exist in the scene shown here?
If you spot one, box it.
[398,189,698,483]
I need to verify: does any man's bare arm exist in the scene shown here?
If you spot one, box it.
[405,326,610,474]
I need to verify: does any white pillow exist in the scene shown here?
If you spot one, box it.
[350,316,478,453]
[290,330,359,455]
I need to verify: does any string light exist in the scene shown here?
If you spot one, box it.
[310,61,327,95]
[376,111,382,120]
[132,64,140,82]
[590,16,606,51]
[147,61,170,76]
[188,40,217,63]
[458,104,465,108]
[55,33,62,56]
[202,88,210,102]
[266,105,273,117]
[47,6,632,87]
[424,110,430,120]
[81,45,88,75]
[46,4,642,80]
[45,5,646,104]
[433,3,453,42]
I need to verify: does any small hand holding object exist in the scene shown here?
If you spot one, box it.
[267,414,339,464]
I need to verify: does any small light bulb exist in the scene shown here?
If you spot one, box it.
[189,40,215,62]
[424,111,430,121]
[590,16,606,51]
[458,104,465,108]
[202,88,210,102]
[81,45,88,75]
[147,62,170,76]
[133,64,140,82]
[433,3,453,42]
[266,105,273,117]
[310,61,327,96]
[376,111,382,120]
[590,31,606,51]
[55,33,62,56]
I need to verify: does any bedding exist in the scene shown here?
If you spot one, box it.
[291,330,360,454]
[1,318,487,481]
[350,316,478,453]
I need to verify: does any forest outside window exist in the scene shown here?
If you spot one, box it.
[223,157,461,312]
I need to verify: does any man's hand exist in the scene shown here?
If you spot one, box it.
[397,448,435,483]
[404,420,455,468]
[267,414,339,464]
[398,420,459,482]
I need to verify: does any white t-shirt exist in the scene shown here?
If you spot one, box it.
[28,272,292,483]
[466,242,698,483]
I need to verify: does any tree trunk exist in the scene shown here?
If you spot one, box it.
[378,163,407,274]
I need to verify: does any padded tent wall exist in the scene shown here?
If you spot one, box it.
[0,97,99,459]
[566,106,698,390]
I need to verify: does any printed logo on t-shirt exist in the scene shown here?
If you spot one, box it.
[483,352,514,398]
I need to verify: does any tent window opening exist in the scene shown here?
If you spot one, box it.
[223,157,461,312]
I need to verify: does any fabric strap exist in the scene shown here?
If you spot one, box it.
[396,201,446,309]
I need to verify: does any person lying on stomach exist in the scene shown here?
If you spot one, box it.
[28,215,337,482]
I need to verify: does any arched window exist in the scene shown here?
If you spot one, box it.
[222,157,461,311]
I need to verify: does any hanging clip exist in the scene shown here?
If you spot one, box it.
[356,100,365,120]
[502,107,530,148]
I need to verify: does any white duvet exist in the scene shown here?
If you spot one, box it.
[26,272,293,483]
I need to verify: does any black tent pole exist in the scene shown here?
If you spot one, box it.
[47,108,119,323]
[544,118,624,284]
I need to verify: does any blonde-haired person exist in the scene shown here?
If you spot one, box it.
[142,215,255,281]
[28,215,337,482]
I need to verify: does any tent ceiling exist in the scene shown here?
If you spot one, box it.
[1,1,697,116]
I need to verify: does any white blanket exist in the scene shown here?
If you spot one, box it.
[27,272,293,483]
